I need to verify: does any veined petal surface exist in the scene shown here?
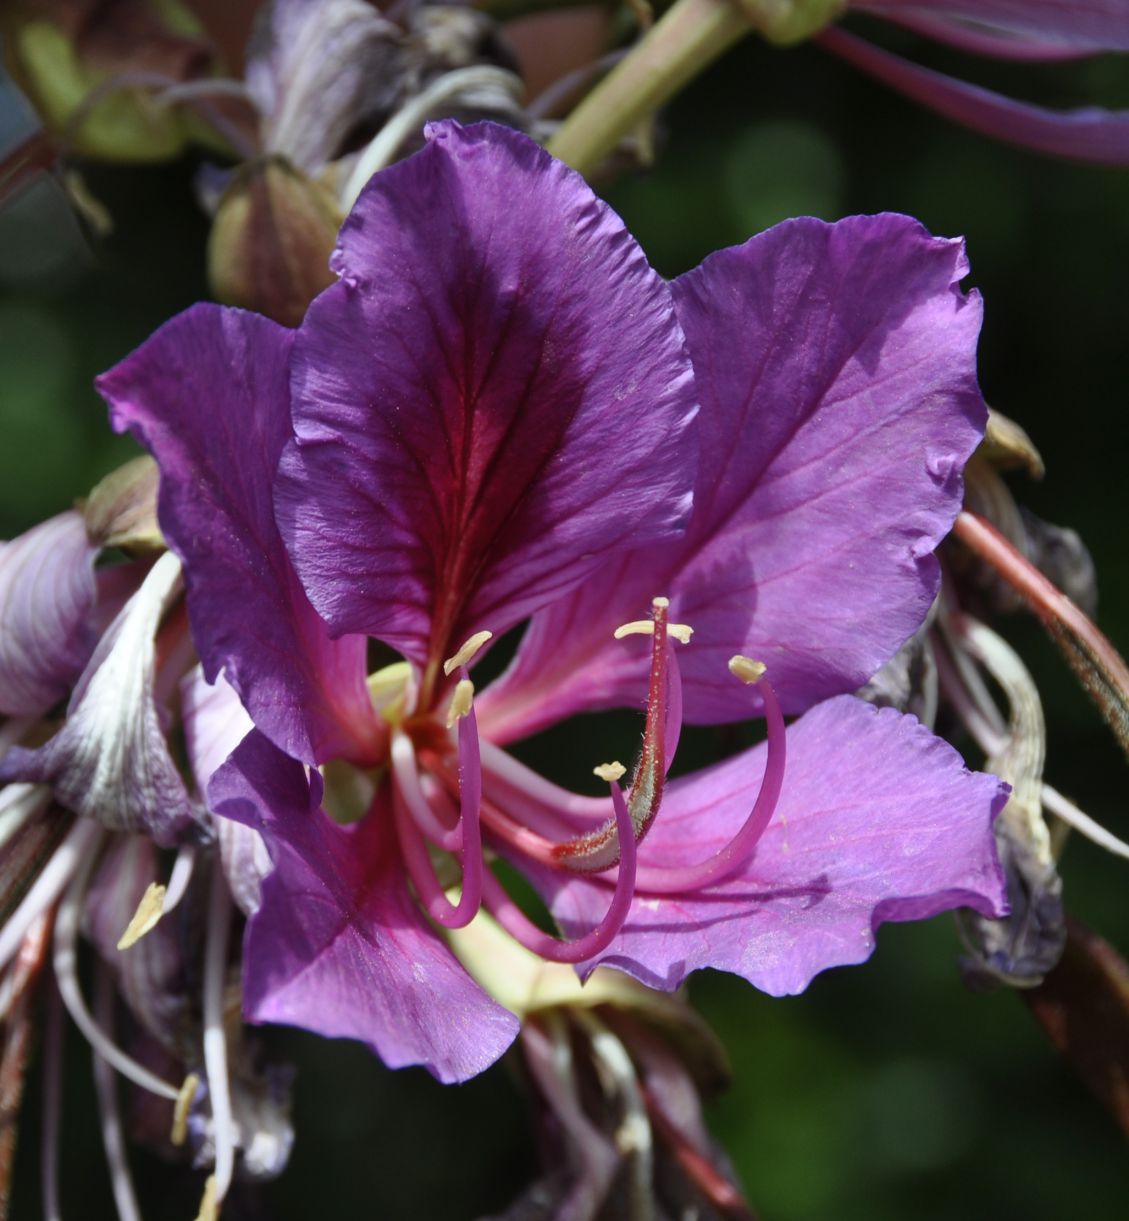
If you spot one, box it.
[210,730,520,1082]
[98,305,380,766]
[0,552,205,846]
[540,696,1008,993]
[0,511,98,717]
[276,120,697,671]
[482,215,984,739]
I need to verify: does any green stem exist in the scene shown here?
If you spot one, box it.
[547,0,750,176]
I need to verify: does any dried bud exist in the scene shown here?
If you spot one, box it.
[83,454,163,551]
[207,157,339,327]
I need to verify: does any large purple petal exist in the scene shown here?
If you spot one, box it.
[0,552,206,846]
[97,304,381,766]
[276,120,697,670]
[210,730,519,1082]
[539,696,1008,993]
[0,511,98,717]
[855,1,1129,52]
[821,27,1129,164]
[481,214,983,739]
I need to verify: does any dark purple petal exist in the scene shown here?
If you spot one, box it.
[276,120,697,670]
[210,730,520,1082]
[539,695,1008,993]
[482,214,983,739]
[855,1,1129,52]
[0,511,98,717]
[821,27,1129,164]
[0,553,206,846]
[98,304,381,766]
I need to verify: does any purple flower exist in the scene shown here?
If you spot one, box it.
[98,120,1007,1084]
[821,2,1129,163]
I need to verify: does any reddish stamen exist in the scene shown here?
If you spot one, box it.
[635,672,786,894]
[391,681,484,929]
[480,779,637,964]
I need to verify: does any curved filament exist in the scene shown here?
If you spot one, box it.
[482,780,637,964]
[392,696,484,929]
[635,675,787,894]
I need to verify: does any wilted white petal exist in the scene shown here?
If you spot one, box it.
[246,0,403,173]
[0,551,204,845]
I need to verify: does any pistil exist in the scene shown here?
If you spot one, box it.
[555,598,686,872]
[635,657,786,893]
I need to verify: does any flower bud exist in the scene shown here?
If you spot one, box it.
[207,157,339,327]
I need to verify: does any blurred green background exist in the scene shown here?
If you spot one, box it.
[3,12,1128,1219]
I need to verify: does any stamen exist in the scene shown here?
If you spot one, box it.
[41,983,63,1221]
[202,856,235,1209]
[593,762,627,783]
[634,662,786,894]
[443,630,493,676]
[172,1073,201,1147]
[53,838,180,1102]
[195,1176,218,1221]
[614,596,694,645]
[117,882,166,950]
[556,599,682,871]
[482,775,636,964]
[93,968,142,1221]
[162,843,197,915]
[446,678,476,728]
[392,719,484,929]
[0,818,101,976]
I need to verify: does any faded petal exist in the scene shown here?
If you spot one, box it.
[98,304,380,766]
[821,26,1129,164]
[482,215,983,739]
[277,120,697,668]
[0,552,205,846]
[245,0,402,172]
[210,730,519,1082]
[540,696,1008,994]
[0,511,98,717]
[182,667,269,915]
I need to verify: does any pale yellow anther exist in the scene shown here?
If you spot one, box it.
[729,655,767,685]
[652,596,670,609]
[117,882,166,950]
[194,1174,217,1221]
[443,630,493,676]
[446,678,475,728]
[171,1072,200,1147]
[613,619,693,644]
[593,761,627,783]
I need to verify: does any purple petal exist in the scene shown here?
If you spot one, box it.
[98,304,381,766]
[855,1,1129,52]
[0,511,98,717]
[537,696,1007,994]
[0,553,206,846]
[182,666,267,914]
[210,730,519,1082]
[821,27,1129,164]
[276,120,697,668]
[482,214,983,739]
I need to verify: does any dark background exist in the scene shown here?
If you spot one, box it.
[2,12,1128,1219]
